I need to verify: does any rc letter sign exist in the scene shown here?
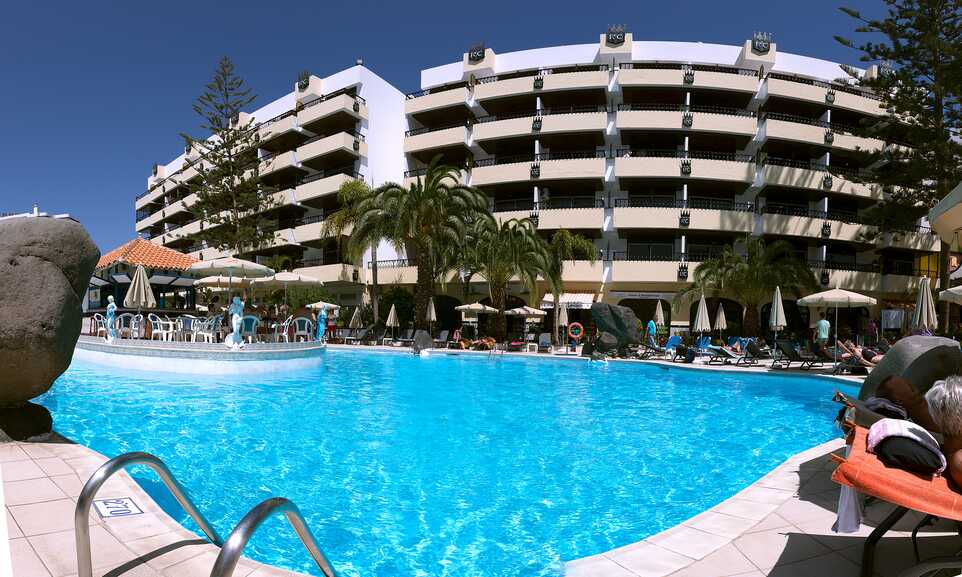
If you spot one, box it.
[606,25,626,46]
[468,43,485,63]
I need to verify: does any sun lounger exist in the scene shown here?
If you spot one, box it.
[771,340,822,370]
[397,329,414,346]
[433,330,449,348]
[344,328,368,344]
[744,340,771,362]
[832,423,961,577]
[706,345,757,366]
[537,333,552,353]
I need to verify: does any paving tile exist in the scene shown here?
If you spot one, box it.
[34,457,75,477]
[101,509,183,543]
[19,444,56,459]
[604,541,694,577]
[10,537,52,577]
[736,486,795,506]
[712,498,779,521]
[49,474,84,498]
[665,543,757,577]
[754,471,804,492]
[685,512,759,539]
[766,551,861,576]
[161,550,257,577]
[565,554,637,577]
[2,459,46,482]
[4,476,68,506]
[772,495,839,527]
[647,526,730,560]
[10,498,98,536]
[28,525,134,577]
[0,444,30,462]
[743,513,794,535]
[124,532,211,571]
[732,527,831,570]
[8,510,24,538]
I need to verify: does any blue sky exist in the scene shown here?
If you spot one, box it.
[1,0,880,251]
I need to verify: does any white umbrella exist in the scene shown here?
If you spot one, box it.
[193,275,252,289]
[251,271,324,304]
[770,286,787,342]
[427,297,437,323]
[124,264,156,311]
[505,306,547,317]
[798,286,877,365]
[349,307,363,329]
[653,300,665,326]
[714,305,728,333]
[692,294,712,334]
[912,276,938,331]
[308,301,341,311]
[385,304,399,340]
[455,302,498,313]
[188,257,274,297]
[557,303,569,327]
[940,285,962,304]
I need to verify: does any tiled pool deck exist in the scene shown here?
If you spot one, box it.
[9,345,924,577]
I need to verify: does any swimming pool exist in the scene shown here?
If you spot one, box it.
[43,350,856,576]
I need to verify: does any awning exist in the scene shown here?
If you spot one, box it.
[930,181,962,243]
[88,276,111,287]
[540,293,598,310]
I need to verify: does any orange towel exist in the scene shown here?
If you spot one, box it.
[832,426,962,521]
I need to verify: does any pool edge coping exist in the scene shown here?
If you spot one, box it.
[564,437,846,576]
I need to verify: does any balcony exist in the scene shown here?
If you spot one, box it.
[473,67,609,102]
[760,157,879,199]
[762,113,883,153]
[471,151,606,187]
[537,197,604,230]
[404,124,469,155]
[298,131,366,171]
[295,262,360,285]
[618,63,759,93]
[473,107,607,143]
[609,258,699,286]
[297,93,367,133]
[766,73,883,116]
[760,205,868,242]
[405,86,470,116]
[615,150,755,183]
[613,199,754,232]
[616,104,756,137]
[560,260,604,283]
[257,112,300,148]
[294,171,359,206]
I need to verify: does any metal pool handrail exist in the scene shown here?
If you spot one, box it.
[209,497,338,577]
[75,451,224,577]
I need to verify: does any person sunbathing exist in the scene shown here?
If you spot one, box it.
[838,340,883,367]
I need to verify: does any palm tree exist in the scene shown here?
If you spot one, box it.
[474,218,553,340]
[321,179,387,322]
[545,230,598,344]
[674,235,818,336]
[350,155,490,329]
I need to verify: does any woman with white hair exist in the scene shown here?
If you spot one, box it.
[926,376,962,485]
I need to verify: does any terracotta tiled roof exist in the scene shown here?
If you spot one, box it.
[96,239,198,271]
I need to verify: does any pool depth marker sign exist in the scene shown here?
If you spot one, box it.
[93,497,143,518]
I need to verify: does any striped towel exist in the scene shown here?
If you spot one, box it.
[867,418,946,474]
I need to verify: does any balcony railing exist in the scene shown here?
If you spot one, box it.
[492,199,536,212]
[300,91,366,110]
[475,105,608,124]
[617,103,756,117]
[405,81,470,100]
[613,198,754,212]
[762,203,861,224]
[301,129,365,147]
[542,196,605,209]
[368,258,414,269]
[301,257,349,268]
[615,148,754,162]
[608,250,682,262]
[474,149,607,167]
[405,121,468,137]
[474,63,610,85]
[809,260,880,273]
[766,72,880,100]
[618,62,758,77]
[762,111,858,134]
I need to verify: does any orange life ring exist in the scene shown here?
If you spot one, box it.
[567,322,584,340]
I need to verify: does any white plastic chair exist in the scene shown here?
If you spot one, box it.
[292,316,314,342]
[147,313,175,341]
[115,313,134,339]
[130,314,144,339]
[272,315,294,343]
[177,315,199,342]
[92,314,107,338]
[195,316,220,343]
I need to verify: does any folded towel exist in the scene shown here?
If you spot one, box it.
[868,418,946,474]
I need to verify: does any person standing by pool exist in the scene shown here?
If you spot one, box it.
[645,316,657,348]
[814,312,831,348]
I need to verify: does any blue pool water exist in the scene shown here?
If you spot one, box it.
[42,350,856,576]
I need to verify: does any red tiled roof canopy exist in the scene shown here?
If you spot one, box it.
[96,239,198,272]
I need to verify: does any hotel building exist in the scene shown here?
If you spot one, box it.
[135,30,939,330]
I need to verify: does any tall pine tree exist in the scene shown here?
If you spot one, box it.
[836,0,962,328]
[181,57,277,255]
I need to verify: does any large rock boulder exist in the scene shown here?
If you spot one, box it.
[411,330,433,354]
[859,336,962,399]
[590,303,642,356]
[0,217,99,406]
